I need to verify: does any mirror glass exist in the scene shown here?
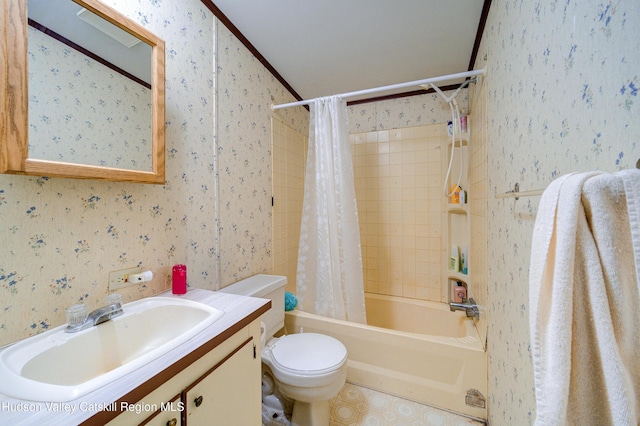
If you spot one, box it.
[27,0,154,171]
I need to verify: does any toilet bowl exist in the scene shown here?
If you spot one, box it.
[219,275,348,426]
[263,333,347,425]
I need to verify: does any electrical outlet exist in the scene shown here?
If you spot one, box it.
[109,266,142,291]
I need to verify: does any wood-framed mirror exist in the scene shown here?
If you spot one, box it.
[1,0,165,183]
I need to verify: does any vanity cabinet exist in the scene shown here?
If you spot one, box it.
[0,290,269,425]
[102,319,262,426]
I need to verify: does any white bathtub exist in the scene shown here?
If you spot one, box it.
[284,293,487,420]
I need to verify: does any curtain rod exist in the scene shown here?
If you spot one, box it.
[271,69,485,110]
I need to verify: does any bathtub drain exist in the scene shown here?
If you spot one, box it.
[465,389,486,408]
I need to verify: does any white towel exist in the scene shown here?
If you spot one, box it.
[529,170,640,426]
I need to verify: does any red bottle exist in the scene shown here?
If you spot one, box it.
[172,264,187,294]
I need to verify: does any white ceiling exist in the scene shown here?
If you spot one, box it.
[212,0,486,102]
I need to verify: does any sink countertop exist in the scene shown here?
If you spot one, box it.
[0,289,270,425]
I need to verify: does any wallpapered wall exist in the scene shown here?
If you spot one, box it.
[476,0,639,424]
[215,26,308,284]
[348,91,468,133]
[28,28,152,169]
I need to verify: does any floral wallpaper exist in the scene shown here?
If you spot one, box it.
[215,25,308,285]
[28,27,152,170]
[475,0,640,424]
[348,91,468,133]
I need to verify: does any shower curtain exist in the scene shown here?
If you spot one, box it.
[296,95,367,324]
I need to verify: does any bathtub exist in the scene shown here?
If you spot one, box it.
[284,293,487,420]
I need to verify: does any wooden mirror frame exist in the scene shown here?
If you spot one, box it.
[1,0,165,183]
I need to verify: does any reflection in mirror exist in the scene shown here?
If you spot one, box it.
[27,0,153,171]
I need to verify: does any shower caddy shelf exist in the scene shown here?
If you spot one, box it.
[446,204,469,214]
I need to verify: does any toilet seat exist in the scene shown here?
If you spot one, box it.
[268,333,347,376]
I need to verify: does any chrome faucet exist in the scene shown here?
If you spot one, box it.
[449,297,480,320]
[65,295,124,333]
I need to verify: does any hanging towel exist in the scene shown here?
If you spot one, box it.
[529,170,640,426]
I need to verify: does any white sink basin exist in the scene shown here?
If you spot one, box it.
[0,297,224,402]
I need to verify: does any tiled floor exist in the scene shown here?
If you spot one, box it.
[329,383,485,426]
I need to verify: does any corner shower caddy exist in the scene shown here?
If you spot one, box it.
[443,119,471,304]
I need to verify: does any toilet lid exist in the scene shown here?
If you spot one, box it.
[270,333,347,375]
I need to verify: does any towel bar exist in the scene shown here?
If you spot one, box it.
[495,183,545,200]
[497,160,640,200]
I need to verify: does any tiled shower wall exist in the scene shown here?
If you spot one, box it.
[271,118,307,294]
[351,125,446,301]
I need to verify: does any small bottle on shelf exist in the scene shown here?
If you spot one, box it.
[454,281,467,303]
[449,244,460,272]
[459,188,467,204]
[450,185,461,204]
[460,246,468,275]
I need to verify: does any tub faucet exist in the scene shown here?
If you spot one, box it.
[449,298,479,320]
[65,295,124,333]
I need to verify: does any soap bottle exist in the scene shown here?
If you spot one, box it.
[449,244,460,272]
[454,281,467,303]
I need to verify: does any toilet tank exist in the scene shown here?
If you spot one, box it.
[219,274,286,340]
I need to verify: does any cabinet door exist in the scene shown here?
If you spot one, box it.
[183,339,260,426]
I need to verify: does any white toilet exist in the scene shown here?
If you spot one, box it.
[220,274,347,426]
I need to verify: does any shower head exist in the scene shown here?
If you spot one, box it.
[419,76,478,100]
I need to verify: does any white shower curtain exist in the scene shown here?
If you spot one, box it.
[296,95,367,324]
